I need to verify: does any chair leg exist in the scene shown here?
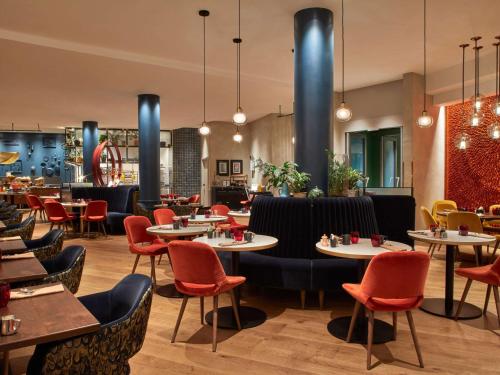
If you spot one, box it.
[490,240,499,264]
[171,296,189,343]
[318,290,325,310]
[300,290,306,309]
[101,221,107,237]
[49,222,54,231]
[200,297,205,325]
[493,286,500,326]
[150,256,157,291]
[406,310,424,368]
[474,246,481,266]
[392,312,398,340]
[427,243,434,256]
[229,289,242,330]
[28,209,32,218]
[212,295,219,352]
[131,254,140,273]
[157,254,163,265]
[367,309,374,370]
[483,285,492,315]
[455,278,473,320]
[87,221,90,238]
[346,301,361,343]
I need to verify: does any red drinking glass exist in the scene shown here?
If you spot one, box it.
[351,231,360,244]
[205,210,211,218]
[371,234,381,247]
[181,217,189,228]
[0,282,11,308]
[234,230,243,242]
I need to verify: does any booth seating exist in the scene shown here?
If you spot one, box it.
[24,229,65,261]
[219,195,415,308]
[1,216,36,240]
[71,185,138,234]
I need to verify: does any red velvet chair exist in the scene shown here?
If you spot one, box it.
[211,204,247,231]
[153,208,177,264]
[44,201,76,232]
[83,200,108,238]
[124,216,169,291]
[455,256,500,324]
[343,251,430,370]
[168,240,245,352]
[26,194,46,221]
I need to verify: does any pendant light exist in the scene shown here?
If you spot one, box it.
[233,127,243,143]
[491,36,500,117]
[335,0,352,122]
[455,43,471,150]
[198,10,211,136]
[470,36,483,127]
[232,0,246,126]
[416,0,433,128]
[489,39,500,140]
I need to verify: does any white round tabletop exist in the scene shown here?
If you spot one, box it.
[408,230,496,246]
[193,234,278,252]
[228,211,251,218]
[188,215,228,224]
[315,238,412,260]
[147,224,209,238]
[61,202,88,207]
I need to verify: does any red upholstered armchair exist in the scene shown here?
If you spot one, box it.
[211,204,247,231]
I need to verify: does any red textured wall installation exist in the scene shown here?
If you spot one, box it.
[446,95,500,210]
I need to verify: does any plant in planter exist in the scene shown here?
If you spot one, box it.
[289,169,311,197]
[307,186,324,199]
[255,159,310,197]
[327,150,363,197]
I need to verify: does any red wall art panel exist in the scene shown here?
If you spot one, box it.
[446,96,500,210]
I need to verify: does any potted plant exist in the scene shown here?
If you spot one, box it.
[289,169,311,198]
[327,151,363,197]
[256,159,310,197]
[307,186,324,199]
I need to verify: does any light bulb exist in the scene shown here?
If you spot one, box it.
[199,122,210,135]
[335,102,352,122]
[470,94,484,111]
[488,122,500,140]
[492,101,500,116]
[233,131,243,143]
[470,111,481,127]
[233,107,247,125]
[416,110,433,128]
[455,133,470,150]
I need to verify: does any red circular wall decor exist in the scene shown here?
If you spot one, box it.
[92,141,123,186]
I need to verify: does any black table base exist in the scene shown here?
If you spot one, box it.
[327,316,394,344]
[155,283,185,299]
[420,298,482,320]
[205,306,267,329]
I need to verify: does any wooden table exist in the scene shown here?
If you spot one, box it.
[193,234,278,329]
[228,211,251,226]
[316,238,412,344]
[0,239,27,255]
[147,224,210,298]
[0,283,100,374]
[408,230,495,319]
[0,256,47,283]
[187,215,227,225]
[0,222,5,232]
[61,202,87,234]
[0,192,26,207]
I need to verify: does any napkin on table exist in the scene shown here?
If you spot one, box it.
[2,252,35,260]
[0,236,22,242]
[10,284,65,300]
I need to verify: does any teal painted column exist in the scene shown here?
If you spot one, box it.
[138,94,161,208]
[82,120,98,182]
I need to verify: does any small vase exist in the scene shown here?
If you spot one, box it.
[279,183,289,197]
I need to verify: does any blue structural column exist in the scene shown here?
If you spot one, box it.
[294,8,333,193]
[138,94,161,208]
[82,120,98,182]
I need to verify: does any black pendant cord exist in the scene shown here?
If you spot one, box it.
[495,42,499,100]
[459,43,469,129]
[341,0,345,103]
[496,36,500,102]
[203,14,206,123]
[235,0,242,110]
[423,0,427,111]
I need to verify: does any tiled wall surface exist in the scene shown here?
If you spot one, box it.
[172,128,201,197]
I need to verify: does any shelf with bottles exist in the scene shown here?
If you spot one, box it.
[65,128,83,148]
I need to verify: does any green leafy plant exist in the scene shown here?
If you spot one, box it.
[307,186,324,199]
[255,159,310,193]
[327,150,363,196]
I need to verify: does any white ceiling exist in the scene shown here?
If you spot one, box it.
[0,0,499,130]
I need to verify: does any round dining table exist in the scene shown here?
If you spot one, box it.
[316,238,412,344]
[187,215,227,225]
[61,201,88,234]
[193,234,278,329]
[146,224,210,298]
[228,210,251,226]
[408,230,495,319]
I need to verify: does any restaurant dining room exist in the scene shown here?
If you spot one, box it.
[0,0,499,374]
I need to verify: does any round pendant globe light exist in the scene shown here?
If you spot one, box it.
[198,10,211,136]
[335,0,352,122]
[233,128,243,143]
[232,0,246,126]
[456,43,470,150]
[488,122,500,140]
[417,0,433,128]
[470,36,483,127]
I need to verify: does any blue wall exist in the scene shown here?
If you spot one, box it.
[0,132,68,182]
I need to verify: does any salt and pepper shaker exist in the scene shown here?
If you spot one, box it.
[321,234,329,247]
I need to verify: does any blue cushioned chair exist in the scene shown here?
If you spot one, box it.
[24,229,64,261]
[27,274,153,375]
[1,215,36,240]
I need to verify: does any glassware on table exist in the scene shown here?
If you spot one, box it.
[350,231,360,244]
[244,231,255,242]
[0,282,11,308]
[205,210,211,218]
[371,234,382,247]
[342,234,351,245]
[234,230,243,242]
[181,217,189,228]
[458,224,469,236]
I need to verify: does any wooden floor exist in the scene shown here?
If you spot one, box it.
[10,219,500,374]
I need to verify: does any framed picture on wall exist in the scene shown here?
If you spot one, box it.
[10,160,22,175]
[230,160,243,175]
[216,160,229,176]
[42,136,56,148]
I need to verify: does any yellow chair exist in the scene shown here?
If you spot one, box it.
[482,219,500,263]
[420,206,441,257]
[447,212,483,265]
[432,200,458,227]
[489,204,500,215]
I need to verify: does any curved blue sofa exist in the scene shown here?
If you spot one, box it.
[71,185,138,234]
[219,195,415,308]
